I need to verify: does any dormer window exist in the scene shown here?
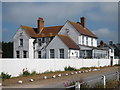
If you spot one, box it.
[20,39,23,46]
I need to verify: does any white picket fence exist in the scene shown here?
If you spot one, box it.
[0,59,119,77]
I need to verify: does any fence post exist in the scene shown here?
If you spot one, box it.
[75,82,80,90]
[116,71,119,81]
[102,75,106,88]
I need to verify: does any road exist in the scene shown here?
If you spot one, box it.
[2,66,120,89]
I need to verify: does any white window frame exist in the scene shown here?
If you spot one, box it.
[59,49,64,59]
[50,49,55,58]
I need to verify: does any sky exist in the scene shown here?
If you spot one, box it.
[1,1,119,44]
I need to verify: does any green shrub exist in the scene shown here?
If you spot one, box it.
[93,83,104,88]
[22,71,31,76]
[31,71,37,75]
[64,66,77,71]
[81,83,90,89]
[1,72,11,80]
[80,67,90,70]
[114,64,120,66]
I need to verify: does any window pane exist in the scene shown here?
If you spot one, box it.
[23,51,27,58]
[50,49,54,58]
[59,49,64,58]
[16,51,19,58]
[20,39,23,46]
[82,36,84,45]
[38,51,41,58]
[86,37,88,45]
[38,39,41,46]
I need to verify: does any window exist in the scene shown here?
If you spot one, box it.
[23,51,27,58]
[75,52,78,58]
[38,51,41,58]
[59,49,64,58]
[38,39,41,46]
[86,37,88,45]
[16,51,20,58]
[91,38,93,46]
[42,37,45,42]
[82,36,84,45]
[50,49,54,58]
[20,39,23,46]
[111,49,113,53]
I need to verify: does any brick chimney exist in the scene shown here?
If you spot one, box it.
[37,17,44,34]
[80,17,86,28]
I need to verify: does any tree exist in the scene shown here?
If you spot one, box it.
[2,42,13,58]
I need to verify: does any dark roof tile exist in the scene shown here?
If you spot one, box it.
[58,35,79,50]
[69,21,97,38]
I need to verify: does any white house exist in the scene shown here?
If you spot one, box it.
[13,17,113,59]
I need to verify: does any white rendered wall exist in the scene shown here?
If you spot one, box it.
[69,49,79,59]
[58,21,80,44]
[46,35,69,59]
[29,39,35,59]
[0,59,119,77]
[13,27,30,58]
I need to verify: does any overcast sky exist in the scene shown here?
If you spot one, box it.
[2,2,118,44]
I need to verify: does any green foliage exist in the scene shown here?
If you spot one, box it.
[2,41,13,58]
[1,72,11,80]
[114,64,120,66]
[81,83,90,89]
[80,67,90,70]
[64,66,77,71]
[92,83,104,88]
[31,71,37,75]
[22,71,31,76]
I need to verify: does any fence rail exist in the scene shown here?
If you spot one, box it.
[66,71,120,89]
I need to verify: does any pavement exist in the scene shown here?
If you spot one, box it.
[2,66,120,89]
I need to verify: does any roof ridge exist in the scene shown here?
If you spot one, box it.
[44,25,63,28]
[21,25,33,29]
[68,20,77,24]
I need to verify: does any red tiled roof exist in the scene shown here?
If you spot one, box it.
[21,25,63,38]
[37,25,63,37]
[21,20,97,38]
[58,35,79,50]
[21,25,38,38]
[69,21,97,38]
